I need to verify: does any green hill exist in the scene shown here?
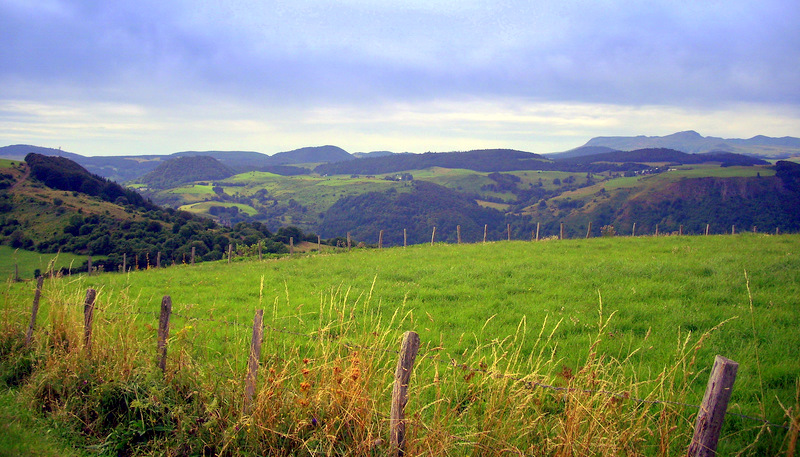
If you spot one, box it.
[136,155,235,189]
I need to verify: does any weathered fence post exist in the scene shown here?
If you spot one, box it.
[191,247,195,266]
[457,225,461,244]
[290,237,294,254]
[507,224,511,241]
[655,224,659,237]
[317,235,321,252]
[687,355,739,457]
[483,224,488,243]
[347,232,352,250]
[705,224,710,236]
[403,229,407,248]
[679,225,684,236]
[157,296,172,372]
[776,227,780,236]
[536,222,540,241]
[83,289,97,354]
[14,263,19,282]
[87,256,93,276]
[244,309,264,414]
[123,253,127,272]
[259,241,263,261]
[732,225,736,235]
[632,222,636,237]
[390,331,420,457]
[25,276,45,347]
[228,244,233,263]
[560,223,564,240]
[157,251,161,269]
[430,226,436,245]
[752,226,757,234]
[379,230,384,249]
[586,222,592,239]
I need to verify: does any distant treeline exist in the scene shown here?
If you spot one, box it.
[313,148,767,176]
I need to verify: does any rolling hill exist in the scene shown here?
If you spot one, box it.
[136,155,235,189]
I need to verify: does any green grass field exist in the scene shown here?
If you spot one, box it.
[0,246,92,281]
[2,234,798,455]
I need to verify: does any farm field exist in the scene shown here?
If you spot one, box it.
[1,233,798,455]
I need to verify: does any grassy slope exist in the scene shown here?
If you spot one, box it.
[0,390,88,457]
[2,234,798,454]
[0,247,90,281]
[12,235,798,417]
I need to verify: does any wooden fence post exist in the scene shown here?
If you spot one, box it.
[244,309,264,414]
[14,263,19,282]
[586,222,592,239]
[157,251,161,269]
[157,296,172,372]
[123,253,127,272]
[483,224,488,243]
[347,232,352,250]
[430,226,436,245]
[191,247,195,266]
[687,355,739,457]
[87,256,92,276]
[379,230,384,249]
[705,224,710,236]
[632,222,636,237]
[655,224,659,237]
[776,227,780,236]
[390,331,420,457]
[752,226,757,234]
[457,225,461,244]
[560,223,564,240]
[507,224,511,241]
[679,225,684,236]
[83,289,97,354]
[536,222,540,241]
[25,276,44,347]
[732,225,735,235]
[403,229,407,248]
[317,235,321,252]
[290,237,294,254]
[259,240,263,261]
[228,244,233,263]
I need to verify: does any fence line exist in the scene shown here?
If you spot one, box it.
[108,299,790,432]
[18,278,792,455]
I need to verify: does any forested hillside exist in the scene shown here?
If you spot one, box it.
[319,181,507,244]
[136,156,235,189]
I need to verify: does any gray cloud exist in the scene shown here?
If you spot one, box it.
[1,0,798,155]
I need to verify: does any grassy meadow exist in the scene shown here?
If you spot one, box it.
[1,233,798,455]
[0,246,92,281]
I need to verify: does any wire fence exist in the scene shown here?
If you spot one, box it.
[93,300,790,432]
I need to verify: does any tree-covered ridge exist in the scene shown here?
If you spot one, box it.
[2,155,323,276]
[24,153,154,210]
[136,155,235,189]
[319,181,507,245]
[314,149,552,175]
[555,148,769,167]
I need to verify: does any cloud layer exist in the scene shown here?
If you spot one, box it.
[2,0,798,155]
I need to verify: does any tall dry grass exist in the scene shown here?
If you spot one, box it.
[0,276,792,456]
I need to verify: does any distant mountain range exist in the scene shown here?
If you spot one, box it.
[573,130,800,158]
[1,131,797,183]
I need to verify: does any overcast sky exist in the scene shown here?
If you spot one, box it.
[2,0,799,156]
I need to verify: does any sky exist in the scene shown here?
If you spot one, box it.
[1,0,799,156]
